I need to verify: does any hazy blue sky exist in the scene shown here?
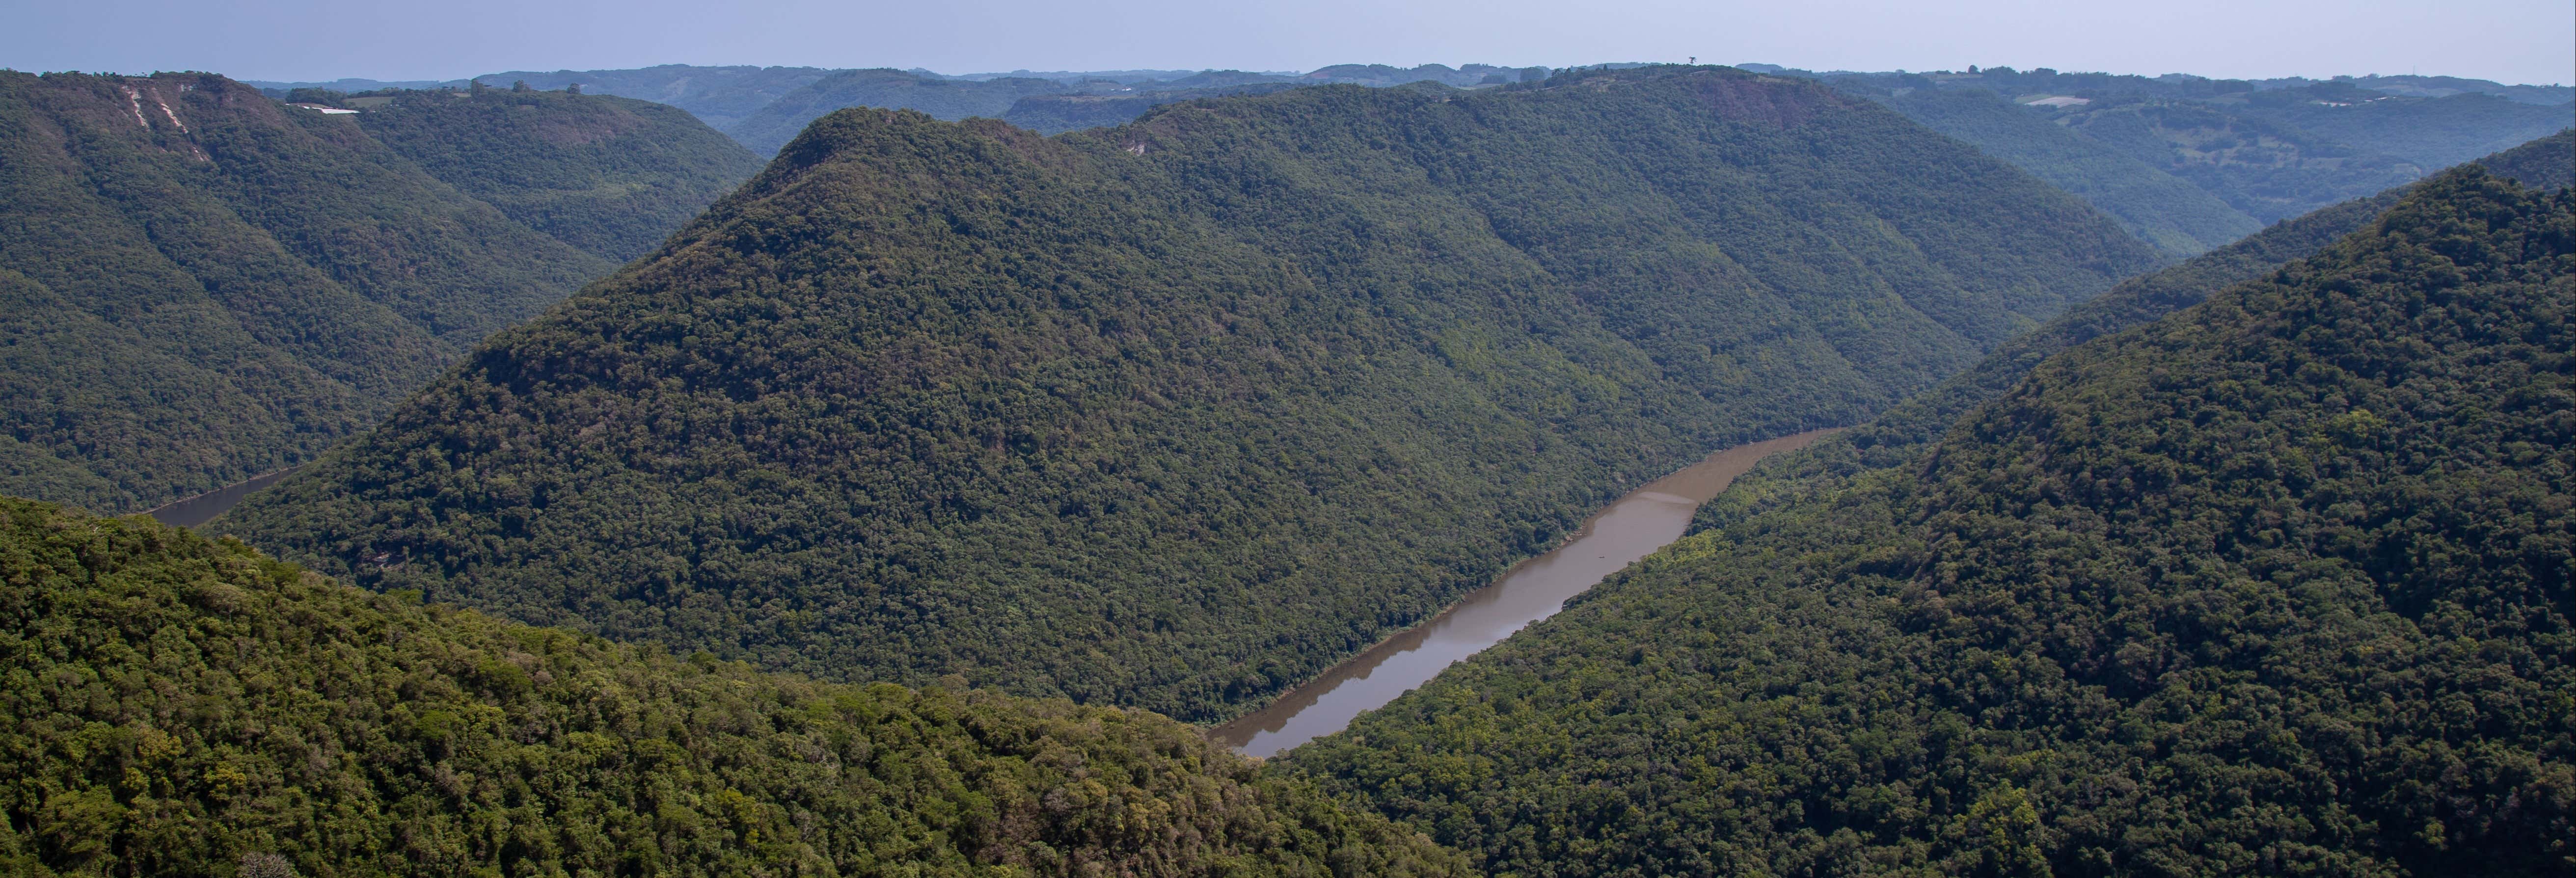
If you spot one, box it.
[7,0,2572,86]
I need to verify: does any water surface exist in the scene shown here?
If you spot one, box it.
[1208,429,1835,757]
[145,466,303,528]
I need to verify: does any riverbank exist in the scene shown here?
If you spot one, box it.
[1210,428,1838,756]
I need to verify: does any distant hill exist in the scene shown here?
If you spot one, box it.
[1001,82,1302,134]
[0,72,614,513]
[217,66,2159,724]
[725,68,1075,153]
[1298,63,1541,86]
[2048,96,2427,224]
[1761,63,2571,235]
[2285,73,2574,106]
[1284,166,2574,876]
[254,65,837,131]
[2226,81,2575,169]
[0,494,1473,876]
[716,63,1559,152]
[1878,86,2263,257]
[477,64,835,131]
[342,84,767,261]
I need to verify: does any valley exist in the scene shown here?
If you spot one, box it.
[1282,164,2575,876]
[1212,428,1837,757]
[1,35,2568,877]
[211,65,2160,724]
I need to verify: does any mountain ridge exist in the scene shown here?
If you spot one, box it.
[217,66,2161,722]
[0,70,763,514]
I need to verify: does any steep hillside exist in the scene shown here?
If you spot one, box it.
[2473,127,2575,190]
[1881,86,2262,257]
[348,84,767,261]
[0,496,1471,877]
[218,66,2159,723]
[1285,169,2574,876]
[727,69,1073,153]
[1838,129,2572,458]
[0,72,611,513]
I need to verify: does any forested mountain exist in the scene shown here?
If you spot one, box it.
[1284,168,2574,875]
[0,496,1471,877]
[0,72,612,514]
[1878,86,2263,257]
[726,70,1077,153]
[216,65,2159,724]
[338,84,767,261]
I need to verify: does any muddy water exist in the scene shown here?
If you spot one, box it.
[145,466,303,528]
[1208,429,1837,757]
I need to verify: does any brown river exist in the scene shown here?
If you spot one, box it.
[136,431,1833,757]
[1208,428,1837,757]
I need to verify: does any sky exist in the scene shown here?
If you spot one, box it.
[7,0,2572,86]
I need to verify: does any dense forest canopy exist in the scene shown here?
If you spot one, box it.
[0,72,609,514]
[216,66,2159,724]
[0,496,1471,876]
[345,85,766,262]
[1284,168,2575,876]
[0,72,764,517]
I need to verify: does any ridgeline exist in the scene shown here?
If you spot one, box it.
[216,65,2162,722]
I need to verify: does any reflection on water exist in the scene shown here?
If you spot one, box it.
[1208,429,1836,757]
